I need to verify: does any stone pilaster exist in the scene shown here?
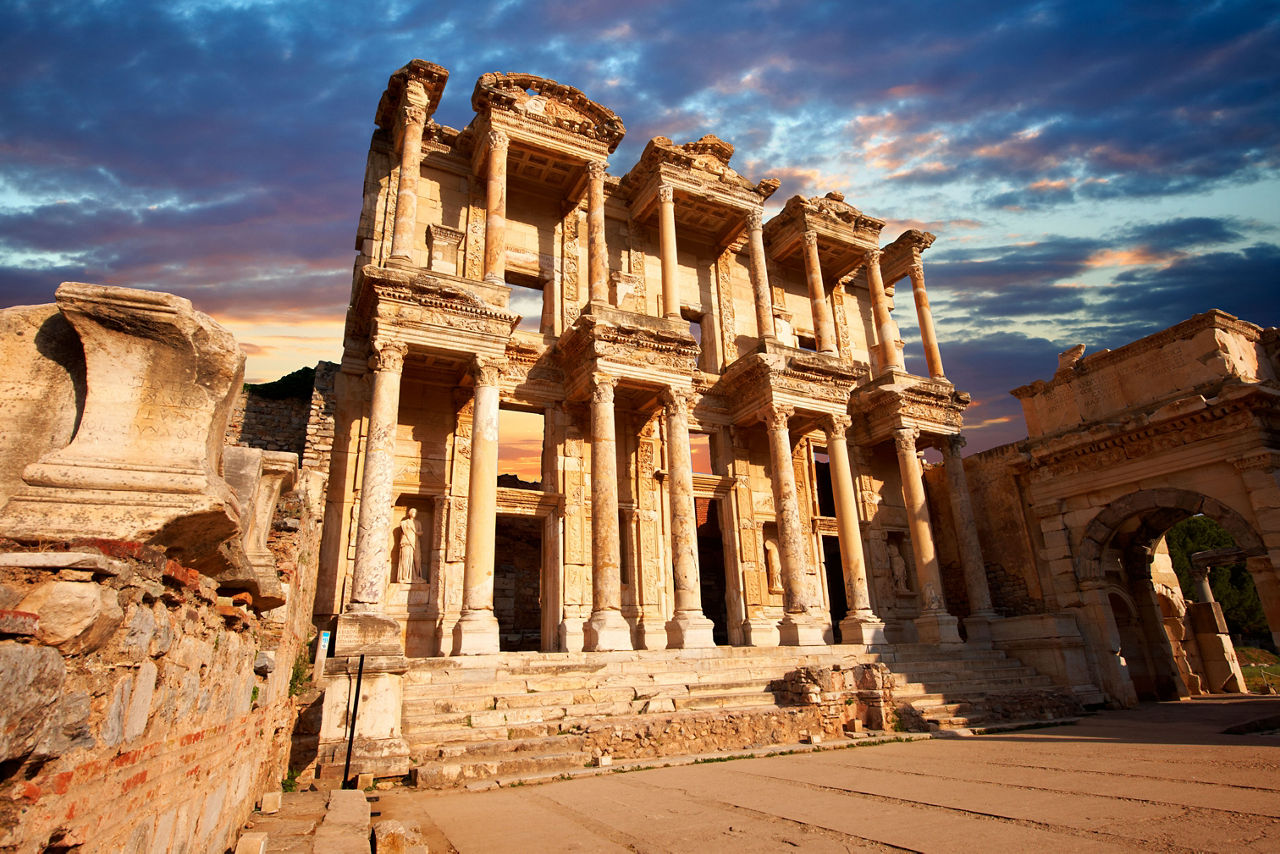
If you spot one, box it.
[586,373,632,650]
[940,435,996,641]
[658,185,681,320]
[866,249,904,374]
[802,231,837,355]
[762,404,823,645]
[893,427,961,645]
[587,160,609,306]
[663,388,715,648]
[826,415,885,645]
[452,358,503,655]
[338,339,407,657]
[908,261,945,379]
[746,209,775,340]
[388,95,427,266]
[482,130,509,285]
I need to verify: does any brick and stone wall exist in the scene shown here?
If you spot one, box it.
[225,362,338,478]
[302,361,338,474]
[0,473,324,853]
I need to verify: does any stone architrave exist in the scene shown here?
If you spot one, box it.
[893,427,961,645]
[663,388,715,648]
[585,373,632,650]
[761,404,823,645]
[0,283,245,571]
[453,358,503,655]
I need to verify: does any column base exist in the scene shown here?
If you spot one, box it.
[914,611,963,645]
[839,614,887,646]
[385,254,414,269]
[559,617,585,653]
[778,613,826,646]
[451,610,500,655]
[742,617,780,647]
[963,613,996,646]
[634,616,669,651]
[584,609,632,651]
[334,611,403,657]
[666,611,716,649]
[317,659,409,780]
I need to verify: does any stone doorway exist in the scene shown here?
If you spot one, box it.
[697,497,729,646]
[493,515,542,651]
[822,535,847,631]
[1109,591,1160,700]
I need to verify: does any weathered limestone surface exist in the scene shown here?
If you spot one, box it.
[0,284,246,572]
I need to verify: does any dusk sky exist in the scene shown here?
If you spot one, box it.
[3,1,1277,454]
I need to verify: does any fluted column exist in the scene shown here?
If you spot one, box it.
[349,341,408,611]
[762,404,823,645]
[802,231,837,355]
[909,261,945,379]
[746,209,775,340]
[866,249,904,373]
[388,99,427,266]
[453,358,503,654]
[658,184,681,319]
[482,130,509,285]
[586,373,632,650]
[893,427,961,644]
[587,160,609,306]
[825,415,886,645]
[663,388,715,648]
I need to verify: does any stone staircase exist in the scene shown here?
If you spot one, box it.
[873,643,1082,731]
[402,644,1080,788]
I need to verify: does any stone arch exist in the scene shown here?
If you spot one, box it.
[1075,487,1265,583]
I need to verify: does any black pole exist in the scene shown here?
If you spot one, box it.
[342,653,365,787]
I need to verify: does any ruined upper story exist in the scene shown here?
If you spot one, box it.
[348,60,949,392]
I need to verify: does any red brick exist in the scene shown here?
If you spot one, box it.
[121,771,147,793]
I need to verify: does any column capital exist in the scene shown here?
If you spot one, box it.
[747,208,763,230]
[760,403,794,432]
[908,260,925,282]
[370,340,408,373]
[586,159,607,181]
[590,372,617,404]
[471,356,504,388]
[802,230,819,249]
[865,247,883,265]
[892,426,920,453]
[943,433,966,455]
[401,103,427,128]
[660,386,693,416]
[822,413,852,440]
[658,184,675,204]
[486,129,509,154]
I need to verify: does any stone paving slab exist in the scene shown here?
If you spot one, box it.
[368,696,1280,853]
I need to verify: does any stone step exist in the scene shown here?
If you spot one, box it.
[674,692,781,712]
[413,749,591,789]
[431,733,587,762]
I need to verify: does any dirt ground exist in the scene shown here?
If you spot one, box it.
[373,696,1280,853]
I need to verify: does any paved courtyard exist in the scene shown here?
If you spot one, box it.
[371,696,1280,853]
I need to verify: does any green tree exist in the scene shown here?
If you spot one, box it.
[1164,515,1270,647]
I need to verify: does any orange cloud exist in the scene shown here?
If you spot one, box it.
[1085,248,1182,268]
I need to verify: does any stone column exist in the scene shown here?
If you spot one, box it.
[893,427,961,644]
[1191,566,1216,603]
[587,160,609,306]
[387,100,427,266]
[663,388,715,648]
[482,130,509,285]
[802,231,837,355]
[453,358,503,655]
[586,373,632,650]
[908,261,945,379]
[746,209,775,340]
[866,249,904,373]
[940,435,996,641]
[825,415,885,645]
[762,404,823,645]
[658,184,681,320]
[336,340,408,657]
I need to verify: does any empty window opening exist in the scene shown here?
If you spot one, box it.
[823,535,847,629]
[813,450,836,517]
[498,407,544,489]
[796,332,818,352]
[690,431,714,475]
[696,498,729,646]
[506,271,546,333]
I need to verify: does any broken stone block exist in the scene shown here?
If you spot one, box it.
[17,580,123,654]
[0,284,246,573]
[0,640,65,762]
[0,609,38,637]
[373,820,408,854]
[253,651,275,676]
[258,790,282,814]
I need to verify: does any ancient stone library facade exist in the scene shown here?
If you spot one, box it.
[2,56,1278,848]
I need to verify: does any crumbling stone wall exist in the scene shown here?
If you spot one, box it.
[226,391,310,457]
[0,472,322,854]
[302,361,338,474]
